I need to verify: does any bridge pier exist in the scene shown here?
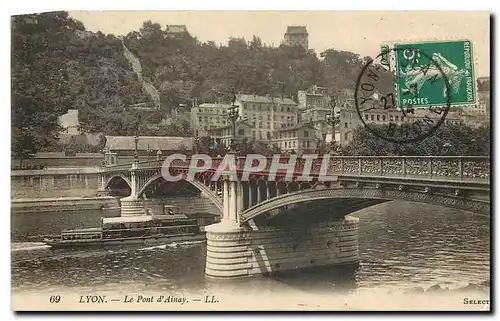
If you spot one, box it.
[117,164,146,216]
[120,195,145,216]
[205,216,360,278]
[96,171,110,196]
[205,175,360,278]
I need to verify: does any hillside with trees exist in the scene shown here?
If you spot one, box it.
[12,12,395,157]
[123,20,394,112]
[11,11,151,158]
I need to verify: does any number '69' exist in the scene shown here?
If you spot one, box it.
[49,295,61,303]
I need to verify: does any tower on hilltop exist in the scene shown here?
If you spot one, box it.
[284,26,308,50]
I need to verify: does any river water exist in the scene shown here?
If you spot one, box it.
[11,198,490,310]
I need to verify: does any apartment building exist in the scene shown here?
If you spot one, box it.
[190,103,231,137]
[271,123,317,155]
[235,94,298,143]
[207,120,254,148]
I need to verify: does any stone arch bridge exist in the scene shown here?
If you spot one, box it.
[100,155,490,278]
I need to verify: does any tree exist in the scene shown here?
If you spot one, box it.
[343,123,490,156]
[12,12,84,158]
[12,11,150,157]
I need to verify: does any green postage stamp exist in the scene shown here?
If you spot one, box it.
[383,40,476,108]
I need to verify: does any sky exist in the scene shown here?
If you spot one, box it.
[69,11,490,76]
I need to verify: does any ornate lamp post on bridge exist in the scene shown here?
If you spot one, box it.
[228,94,240,154]
[325,95,340,155]
[133,135,139,165]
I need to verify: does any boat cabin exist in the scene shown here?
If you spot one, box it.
[61,227,102,241]
[101,216,154,230]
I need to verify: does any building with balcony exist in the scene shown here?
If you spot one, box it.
[190,103,231,137]
[297,85,334,141]
[283,26,309,50]
[271,123,317,155]
[338,96,411,147]
[297,85,330,110]
[235,94,298,143]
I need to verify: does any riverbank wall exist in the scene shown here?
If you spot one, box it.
[11,167,100,199]
[11,196,219,215]
[11,196,120,214]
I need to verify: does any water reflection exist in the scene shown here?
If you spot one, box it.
[11,198,490,297]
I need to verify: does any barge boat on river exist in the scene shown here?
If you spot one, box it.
[44,206,218,248]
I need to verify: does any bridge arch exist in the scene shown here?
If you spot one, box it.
[105,174,132,190]
[240,187,490,223]
[137,173,223,213]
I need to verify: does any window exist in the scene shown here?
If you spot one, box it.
[365,115,369,120]
[377,115,380,121]
[285,142,288,148]
[401,116,405,121]
[389,115,394,121]
[344,122,348,129]
[382,115,386,121]
[304,130,309,138]
[267,132,271,140]
[267,115,271,120]
[395,116,399,121]
[238,129,245,136]
[371,115,374,121]
[344,133,348,140]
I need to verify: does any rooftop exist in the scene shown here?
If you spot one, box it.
[236,94,296,105]
[197,103,231,108]
[286,26,308,35]
[105,136,193,151]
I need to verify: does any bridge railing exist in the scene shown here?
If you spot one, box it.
[325,156,490,182]
[104,156,490,183]
[102,163,135,171]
